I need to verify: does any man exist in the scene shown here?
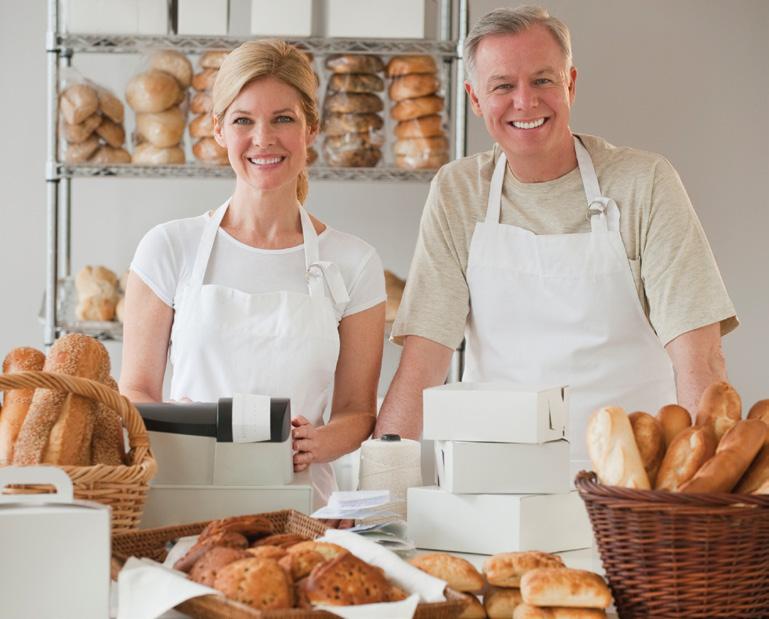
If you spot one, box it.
[375,6,737,473]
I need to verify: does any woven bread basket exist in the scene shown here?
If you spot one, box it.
[575,470,769,618]
[0,370,157,534]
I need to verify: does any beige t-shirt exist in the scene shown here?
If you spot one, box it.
[392,133,738,349]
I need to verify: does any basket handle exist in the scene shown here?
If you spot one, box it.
[0,371,150,464]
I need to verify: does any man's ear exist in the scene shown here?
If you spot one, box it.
[213,114,226,148]
[465,80,483,118]
[568,66,577,103]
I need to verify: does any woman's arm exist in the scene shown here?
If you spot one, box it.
[119,272,174,402]
[292,301,385,471]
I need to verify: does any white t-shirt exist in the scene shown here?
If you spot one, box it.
[131,211,386,322]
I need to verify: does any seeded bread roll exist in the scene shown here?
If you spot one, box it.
[304,552,389,605]
[586,406,650,489]
[325,54,384,74]
[695,381,741,441]
[126,70,181,113]
[391,95,444,121]
[386,55,438,77]
[132,143,185,165]
[408,552,484,593]
[189,546,251,588]
[13,334,110,466]
[60,83,99,125]
[214,558,292,610]
[395,115,444,139]
[654,425,717,491]
[322,113,383,136]
[656,403,692,449]
[0,347,46,465]
[628,411,665,485]
[149,49,193,88]
[520,568,612,609]
[389,73,441,101]
[63,113,102,144]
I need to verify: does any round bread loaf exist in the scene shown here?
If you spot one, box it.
[63,113,102,144]
[389,73,441,101]
[60,83,99,125]
[391,95,444,121]
[322,112,383,136]
[126,70,181,113]
[192,68,219,92]
[132,142,186,165]
[323,145,381,168]
[95,118,126,148]
[89,146,131,164]
[190,90,212,114]
[325,54,384,74]
[64,134,100,163]
[200,49,229,69]
[97,88,124,124]
[149,49,193,88]
[393,136,449,158]
[324,92,383,114]
[193,137,228,164]
[328,73,384,93]
[214,558,292,610]
[394,114,444,139]
[189,113,214,138]
[386,54,438,77]
[136,106,186,147]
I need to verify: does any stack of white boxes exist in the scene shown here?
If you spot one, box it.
[407,383,593,555]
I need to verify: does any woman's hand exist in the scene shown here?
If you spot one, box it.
[292,415,320,472]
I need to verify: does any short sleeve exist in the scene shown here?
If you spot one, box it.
[390,172,470,349]
[130,224,178,307]
[342,248,386,318]
[641,158,738,345]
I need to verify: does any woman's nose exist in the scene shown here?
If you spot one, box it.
[250,121,276,146]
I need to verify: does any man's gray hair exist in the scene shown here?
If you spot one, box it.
[464,5,573,84]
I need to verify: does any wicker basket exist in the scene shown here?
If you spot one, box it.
[0,370,157,534]
[112,509,465,619]
[575,471,769,618]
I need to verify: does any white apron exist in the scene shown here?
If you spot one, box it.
[169,200,349,508]
[464,136,677,476]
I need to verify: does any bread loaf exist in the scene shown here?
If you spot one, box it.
[680,419,767,493]
[391,95,444,121]
[485,587,523,619]
[654,425,717,491]
[586,406,650,489]
[126,70,182,113]
[695,381,741,441]
[395,115,444,139]
[656,403,692,449]
[483,551,565,588]
[132,143,185,165]
[149,49,193,88]
[90,375,125,466]
[0,347,46,464]
[520,568,612,609]
[136,106,186,147]
[736,400,769,493]
[408,552,484,593]
[13,334,110,466]
[628,411,665,485]
[514,604,607,619]
[386,55,438,77]
[60,84,99,125]
[389,73,441,101]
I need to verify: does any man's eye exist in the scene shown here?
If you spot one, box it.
[493,83,513,91]
[534,78,552,85]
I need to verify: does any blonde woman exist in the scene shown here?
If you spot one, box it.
[120,40,386,508]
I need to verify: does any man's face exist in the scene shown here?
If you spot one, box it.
[466,25,577,164]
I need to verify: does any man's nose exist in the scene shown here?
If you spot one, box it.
[513,83,538,110]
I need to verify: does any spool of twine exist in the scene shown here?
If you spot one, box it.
[358,434,421,519]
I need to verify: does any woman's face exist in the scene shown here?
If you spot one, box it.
[214,76,316,196]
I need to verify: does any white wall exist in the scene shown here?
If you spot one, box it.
[1,1,767,406]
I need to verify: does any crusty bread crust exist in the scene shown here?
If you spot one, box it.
[520,568,612,609]
[695,381,741,441]
[629,411,665,485]
[409,552,484,593]
[654,426,717,491]
[483,551,564,588]
[656,404,692,449]
[0,347,45,464]
[586,406,650,489]
[90,375,125,465]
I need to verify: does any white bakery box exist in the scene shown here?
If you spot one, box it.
[423,382,569,443]
[408,485,592,555]
[0,466,111,619]
[325,0,439,39]
[62,0,169,34]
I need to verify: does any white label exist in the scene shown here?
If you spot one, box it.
[231,393,271,443]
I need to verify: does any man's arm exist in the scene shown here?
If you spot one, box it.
[374,335,454,440]
[665,322,726,417]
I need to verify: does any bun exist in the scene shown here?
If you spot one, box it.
[681,419,767,493]
[192,68,218,92]
[325,54,384,74]
[408,552,484,593]
[328,73,384,93]
[136,106,185,147]
[695,381,741,441]
[189,113,214,138]
[90,375,125,465]
[214,558,292,611]
[286,541,347,561]
[520,568,612,609]
[395,152,449,170]
[64,134,100,163]
[0,347,46,464]
[190,91,212,114]
[322,145,381,168]
[322,112,383,136]
[253,533,310,549]
[132,143,185,165]
[324,92,383,114]
[126,70,181,113]
[324,132,383,151]
[63,113,102,143]
[586,406,650,489]
[395,115,444,139]
[60,84,99,125]
[736,400,769,493]
[76,265,119,320]
[200,50,228,69]
[656,403,691,449]
[484,587,523,619]
[97,88,124,124]
[393,136,449,158]
[305,552,389,605]
[193,137,228,164]
[389,73,441,100]
[654,425,717,491]
[391,95,444,121]
[149,50,193,88]
[514,604,608,619]
[386,55,438,77]
[628,411,665,485]
[483,551,565,588]
[89,146,131,164]
[189,546,251,588]
[95,118,125,148]
[12,334,110,466]
[748,399,769,428]
[278,549,325,581]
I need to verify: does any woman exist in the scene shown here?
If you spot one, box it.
[120,40,386,508]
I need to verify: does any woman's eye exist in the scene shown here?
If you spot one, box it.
[233,117,251,125]
[275,115,294,123]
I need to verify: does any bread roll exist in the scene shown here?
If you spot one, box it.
[90,375,125,465]
[681,419,767,493]
[126,70,182,113]
[64,134,100,163]
[190,90,212,114]
[192,68,219,92]
[324,92,384,114]
[408,552,484,593]
[95,118,126,148]
[514,604,607,619]
[200,50,229,69]
[654,425,717,491]
[586,406,651,489]
[483,551,565,588]
[325,132,383,151]
[0,347,46,464]
[132,143,186,165]
[97,88,124,124]
[189,113,214,138]
[60,84,99,125]
[328,73,384,94]
[695,381,741,441]
[395,152,449,170]
[628,411,665,485]
[393,136,449,158]
[395,115,444,139]
[214,558,293,610]
[389,73,441,100]
[325,54,384,74]
[451,591,485,618]
[76,265,118,298]
[520,568,611,609]
[13,334,110,466]
[485,587,523,619]
[391,95,444,121]
[656,403,692,449]
[63,113,102,144]
[149,49,193,88]
[322,145,381,168]
[88,146,131,165]
[322,113,383,136]
[136,106,186,147]
[386,54,438,77]
[193,137,228,164]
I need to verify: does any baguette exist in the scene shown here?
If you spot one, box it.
[0,347,46,464]
[586,406,650,489]
[628,411,665,485]
[681,419,766,493]
[520,568,612,609]
[695,381,741,441]
[656,403,692,449]
[13,334,110,465]
[90,375,125,465]
[747,399,769,432]
[514,605,607,619]
[654,426,717,491]
[735,400,769,493]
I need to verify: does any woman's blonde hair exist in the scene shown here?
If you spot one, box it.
[213,39,318,204]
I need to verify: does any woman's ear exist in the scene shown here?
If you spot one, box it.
[306,123,319,147]
[213,114,226,148]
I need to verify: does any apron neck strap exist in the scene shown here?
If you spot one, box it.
[190,201,230,287]
[485,149,508,224]
[574,136,620,233]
